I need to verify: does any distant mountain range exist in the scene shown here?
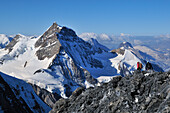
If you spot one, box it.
[79,33,170,71]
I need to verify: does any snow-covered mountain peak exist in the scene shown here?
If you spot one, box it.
[0,34,13,49]
[34,22,80,60]
[35,22,62,48]
[87,38,109,52]
[118,41,133,49]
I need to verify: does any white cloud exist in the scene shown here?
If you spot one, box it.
[120,33,131,37]
[99,34,111,40]
[159,34,170,38]
[79,32,98,41]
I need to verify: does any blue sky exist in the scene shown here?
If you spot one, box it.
[0,0,170,36]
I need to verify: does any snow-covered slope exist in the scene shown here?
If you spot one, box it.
[110,42,163,76]
[86,38,109,52]
[110,49,145,76]
[0,71,51,113]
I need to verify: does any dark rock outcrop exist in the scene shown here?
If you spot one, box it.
[50,71,170,113]
[35,23,61,48]
[35,23,62,60]
[30,84,62,108]
[111,48,125,55]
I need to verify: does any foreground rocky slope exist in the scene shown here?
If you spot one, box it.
[50,71,170,113]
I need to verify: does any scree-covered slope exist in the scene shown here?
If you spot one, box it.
[50,71,170,113]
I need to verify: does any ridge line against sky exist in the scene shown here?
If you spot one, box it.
[0,0,170,36]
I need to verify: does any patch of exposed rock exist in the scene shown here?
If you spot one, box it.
[50,71,170,113]
[30,83,62,108]
[111,48,125,55]
[35,22,62,60]
[5,34,21,53]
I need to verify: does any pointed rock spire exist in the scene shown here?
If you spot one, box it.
[35,22,61,48]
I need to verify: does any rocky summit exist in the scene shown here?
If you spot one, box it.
[50,71,170,113]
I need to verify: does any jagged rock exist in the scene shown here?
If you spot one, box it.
[50,71,170,113]
[35,22,61,48]
[69,87,85,100]
[118,42,133,49]
[30,84,62,108]
[111,48,125,55]
[35,23,62,60]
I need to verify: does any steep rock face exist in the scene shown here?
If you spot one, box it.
[30,83,62,108]
[50,71,170,113]
[36,34,61,60]
[35,23,62,60]
[35,23,61,48]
